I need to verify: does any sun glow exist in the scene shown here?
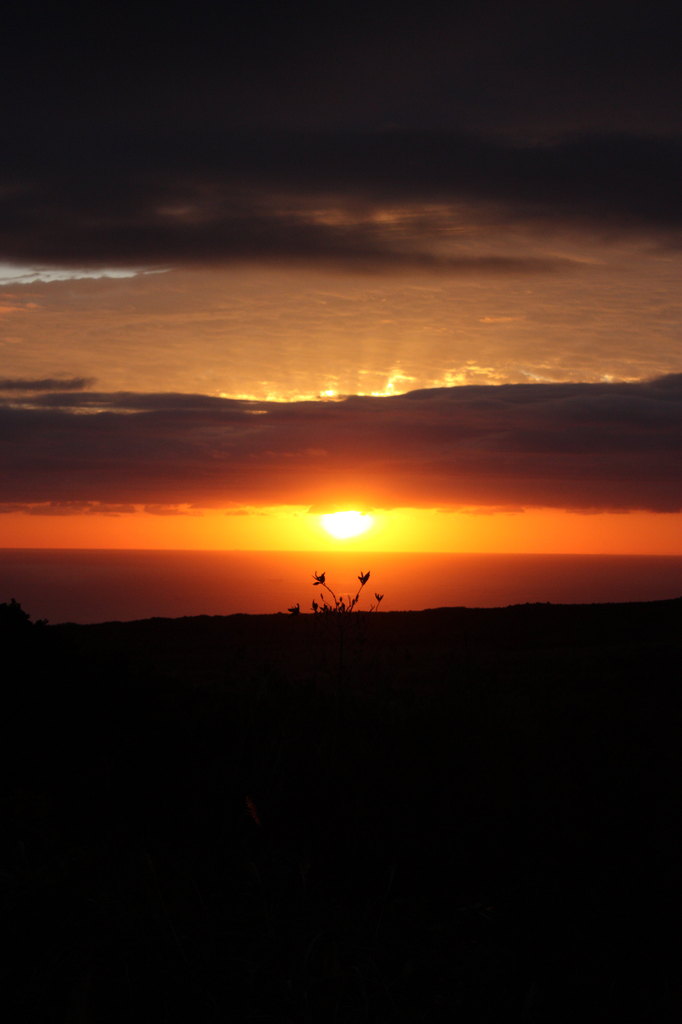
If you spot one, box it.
[320,510,374,540]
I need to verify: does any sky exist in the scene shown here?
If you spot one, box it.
[1,1,681,554]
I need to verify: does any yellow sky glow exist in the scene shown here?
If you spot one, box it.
[3,257,681,402]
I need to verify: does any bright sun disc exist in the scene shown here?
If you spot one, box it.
[320,510,374,539]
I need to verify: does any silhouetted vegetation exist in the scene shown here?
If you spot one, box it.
[289,569,384,687]
[1,598,679,1021]
[0,596,47,634]
[308,569,383,614]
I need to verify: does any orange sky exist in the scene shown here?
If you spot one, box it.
[2,256,680,401]
[2,125,682,556]
[2,505,680,555]
[2,254,681,556]
[2,300,681,552]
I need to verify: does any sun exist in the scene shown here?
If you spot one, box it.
[320,510,374,540]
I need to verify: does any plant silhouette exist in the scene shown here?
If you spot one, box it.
[288,571,384,690]
[309,569,383,615]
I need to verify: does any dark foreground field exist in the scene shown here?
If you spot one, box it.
[2,600,680,1022]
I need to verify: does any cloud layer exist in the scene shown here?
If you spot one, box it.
[2,3,681,273]
[3,377,680,512]
[0,377,94,393]
[1,133,680,273]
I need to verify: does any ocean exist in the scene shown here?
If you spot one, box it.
[1,549,681,624]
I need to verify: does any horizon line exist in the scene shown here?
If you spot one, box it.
[2,547,681,558]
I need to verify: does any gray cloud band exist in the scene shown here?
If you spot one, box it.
[2,376,680,512]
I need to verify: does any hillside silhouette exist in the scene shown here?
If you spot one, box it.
[2,599,679,1022]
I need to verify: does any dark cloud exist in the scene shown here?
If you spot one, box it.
[0,132,680,271]
[1,1,681,271]
[23,392,258,413]
[0,501,135,516]
[2,377,680,513]
[0,377,94,393]
[4,3,681,137]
